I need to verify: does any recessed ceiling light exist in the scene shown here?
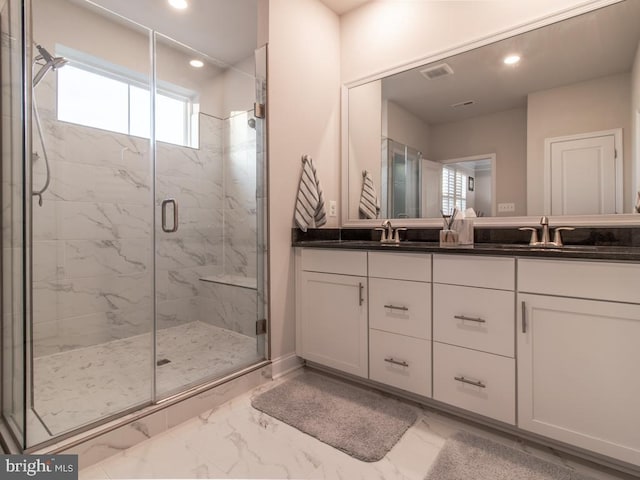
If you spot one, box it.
[168,0,188,10]
[190,59,204,68]
[503,55,521,65]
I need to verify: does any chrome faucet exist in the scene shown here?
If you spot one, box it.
[375,220,406,244]
[539,216,550,244]
[382,220,393,241]
[519,216,574,247]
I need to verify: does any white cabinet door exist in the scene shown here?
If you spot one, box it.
[518,294,640,466]
[297,271,368,378]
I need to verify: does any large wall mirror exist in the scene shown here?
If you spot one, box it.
[345,0,640,225]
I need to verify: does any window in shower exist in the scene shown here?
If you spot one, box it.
[57,55,199,147]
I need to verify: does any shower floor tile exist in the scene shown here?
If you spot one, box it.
[32,321,260,438]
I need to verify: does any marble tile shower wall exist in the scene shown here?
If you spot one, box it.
[32,74,155,357]
[155,114,225,336]
[31,76,257,358]
[198,111,258,337]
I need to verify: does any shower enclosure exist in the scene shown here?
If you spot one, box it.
[1,0,267,449]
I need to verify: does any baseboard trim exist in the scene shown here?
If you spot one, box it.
[271,353,304,379]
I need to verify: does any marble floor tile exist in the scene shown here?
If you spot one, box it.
[82,369,633,480]
[33,321,260,438]
[78,465,110,480]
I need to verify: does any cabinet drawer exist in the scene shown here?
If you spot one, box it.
[368,251,431,282]
[300,248,367,276]
[433,255,514,290]
[369,278,431,339]
[370,329,431,397]
[433,284,514,357]
[518,259,640,304]
[433,342,515,425]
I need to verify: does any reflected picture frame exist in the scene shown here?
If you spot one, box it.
[468,176,475,192]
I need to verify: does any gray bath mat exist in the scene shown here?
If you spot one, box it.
[425,431,596,480]
[251,372,417,462]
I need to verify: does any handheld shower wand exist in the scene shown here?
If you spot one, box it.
[32,44,68,206]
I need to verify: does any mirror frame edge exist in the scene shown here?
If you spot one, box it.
[340,0,640,229]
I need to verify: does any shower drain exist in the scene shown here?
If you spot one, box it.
[156,358,171,366]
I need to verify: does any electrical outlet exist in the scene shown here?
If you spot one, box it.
[497,202,515,213]
[329,200,337,217]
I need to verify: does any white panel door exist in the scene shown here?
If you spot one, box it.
[549,134,617,215]
[517,294,640,466]
[297,272,368,378]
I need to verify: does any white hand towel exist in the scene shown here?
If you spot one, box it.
[359,170,380,219]
[294,155,327,232]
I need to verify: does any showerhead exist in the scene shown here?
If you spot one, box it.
[36,44,54,64]
[33,44,68,87]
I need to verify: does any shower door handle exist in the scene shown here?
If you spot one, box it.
[161,198,178,233]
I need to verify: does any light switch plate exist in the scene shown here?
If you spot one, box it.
[498,203,515,213]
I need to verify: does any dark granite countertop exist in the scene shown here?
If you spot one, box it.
[292,240,640,261]
[292,227,640,262]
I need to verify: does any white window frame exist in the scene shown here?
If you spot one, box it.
[55,45,199,148]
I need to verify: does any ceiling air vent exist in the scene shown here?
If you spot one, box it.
[450,100,475,108]
[420,63,454,80]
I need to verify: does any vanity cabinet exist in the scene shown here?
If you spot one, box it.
[432,255,516,425]
[368,252,431,397]
[295,249,368,378]
[517,259,640,466]
[295,246,640,468]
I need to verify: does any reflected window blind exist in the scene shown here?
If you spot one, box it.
[441,166,467,213]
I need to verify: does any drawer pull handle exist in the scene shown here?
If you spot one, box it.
[384,357,409,367]
[384,304,409,311]
[454,315,486,324]
[454,376,486,388]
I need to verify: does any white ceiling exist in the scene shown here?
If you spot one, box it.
[319,0,371,15]
[382,1,640,125]
[79,0,258,65]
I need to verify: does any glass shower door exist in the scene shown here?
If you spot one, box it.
[2,0,267,450]
[1,0,27,448]
[26,0,155,445]
[154,35,266,399]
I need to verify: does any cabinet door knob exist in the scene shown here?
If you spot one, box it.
[454,376,486,388]
[521,301,527,333]
[454,314,486,323]
[358,282,364,306]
